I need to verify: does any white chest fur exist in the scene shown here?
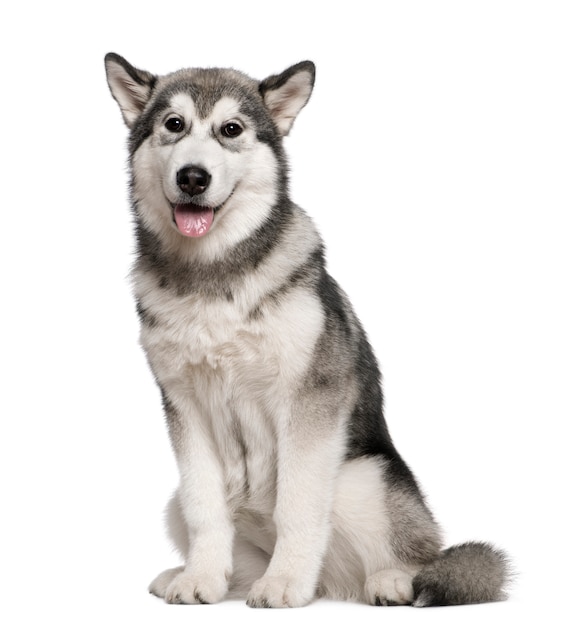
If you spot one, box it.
[135,268,324,518]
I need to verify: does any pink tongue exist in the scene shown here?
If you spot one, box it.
[174,204,214,237]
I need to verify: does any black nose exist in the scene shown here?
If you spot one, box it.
[176,166,211,196]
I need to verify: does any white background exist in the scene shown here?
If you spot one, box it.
[1,1,575,624]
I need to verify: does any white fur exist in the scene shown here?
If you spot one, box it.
[137,228,334,605]
[106,56,506,610]
[152,455,423,604]
[132,94,280,264]
[130,86,422,607]
[365,569,415,605]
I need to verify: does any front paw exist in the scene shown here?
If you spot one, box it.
[247,575,314,608]
[162,570,228,605]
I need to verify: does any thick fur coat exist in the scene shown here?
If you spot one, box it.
[105,53,509,608]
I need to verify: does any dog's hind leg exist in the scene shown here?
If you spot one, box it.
[319,456,441,604]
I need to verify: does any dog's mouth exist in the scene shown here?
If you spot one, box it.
[171,190,234,238]
[173,204,215,238]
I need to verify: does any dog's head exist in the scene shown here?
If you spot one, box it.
[105,54,315,258]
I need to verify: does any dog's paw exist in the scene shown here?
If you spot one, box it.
[157,570,228,605]
[149,566,184,598]
[364,569,414,606]
[247,575,313,608]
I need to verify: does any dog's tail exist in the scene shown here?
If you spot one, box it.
[412,541,511,607]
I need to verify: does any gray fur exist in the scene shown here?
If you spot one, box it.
[105,53,510,608]
[413,542,511,606]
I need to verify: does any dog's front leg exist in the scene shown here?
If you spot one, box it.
[161,395,234,605]
[247,401,345,608]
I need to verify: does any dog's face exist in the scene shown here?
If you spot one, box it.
[105,55,315,257]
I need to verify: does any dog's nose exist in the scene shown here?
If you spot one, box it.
[176,166,211,196]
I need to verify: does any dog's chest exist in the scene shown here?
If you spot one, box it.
[136,274,323,517]
[137,270,323,394]
[140,286,278,508]
[140,286,278,386]
[136,268,323,525]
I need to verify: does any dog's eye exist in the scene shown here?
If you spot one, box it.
[221,122,243,138]
[165,117,184,133]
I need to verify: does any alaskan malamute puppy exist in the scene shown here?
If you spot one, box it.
[105,53,509,608]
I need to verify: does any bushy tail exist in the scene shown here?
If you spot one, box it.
[412,541,511,607]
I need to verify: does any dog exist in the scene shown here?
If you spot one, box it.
[104,53,509,608]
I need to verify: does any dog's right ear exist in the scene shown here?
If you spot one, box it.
[105,53,157,128]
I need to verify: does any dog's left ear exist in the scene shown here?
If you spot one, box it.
[259,61,315,136]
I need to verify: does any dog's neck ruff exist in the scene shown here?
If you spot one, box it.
[135,197,298,293]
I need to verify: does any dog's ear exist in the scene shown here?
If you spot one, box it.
[105,53,157,128]
[259,61,315,136]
